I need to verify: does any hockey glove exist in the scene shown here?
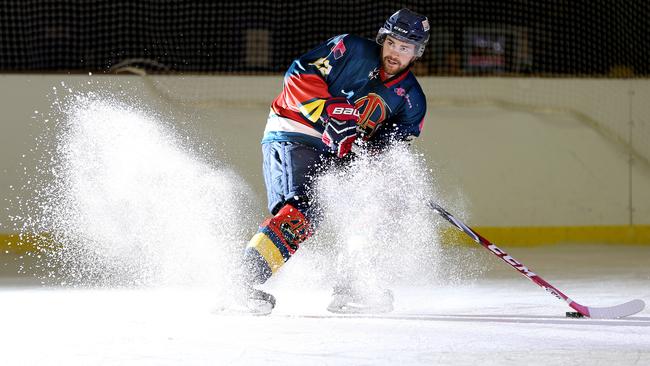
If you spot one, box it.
[321,97,360,158]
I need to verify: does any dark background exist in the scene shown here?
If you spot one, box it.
[1,0,648,76]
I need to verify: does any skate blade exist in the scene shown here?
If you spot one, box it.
[214,300,274,316]
[327,302,394,314]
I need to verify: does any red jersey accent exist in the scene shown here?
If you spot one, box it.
[384,68,411,88]
[271,73,332,125]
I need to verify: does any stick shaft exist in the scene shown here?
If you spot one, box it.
[430,201,646,318]
[429,202,575,306]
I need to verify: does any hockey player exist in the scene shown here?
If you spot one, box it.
[237,8,430,314]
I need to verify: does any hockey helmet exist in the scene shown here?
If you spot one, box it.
[376,9,430,58]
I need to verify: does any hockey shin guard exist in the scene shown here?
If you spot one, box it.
[242,203,312,285]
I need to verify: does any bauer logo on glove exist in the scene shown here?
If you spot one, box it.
[331,106,358,116]
[321,97,360,158]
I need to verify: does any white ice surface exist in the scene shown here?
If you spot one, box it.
[2,247,650,366]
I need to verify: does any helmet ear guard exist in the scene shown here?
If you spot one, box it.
[376,8,430,58]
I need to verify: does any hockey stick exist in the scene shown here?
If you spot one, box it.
[429,201,646,319]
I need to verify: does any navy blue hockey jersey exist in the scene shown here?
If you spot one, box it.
[262,34,427,149]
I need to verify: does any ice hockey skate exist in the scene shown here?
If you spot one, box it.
[216,283,276,316]
[242,287,276,315]
[326,285,394,314]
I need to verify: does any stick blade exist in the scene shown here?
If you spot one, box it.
[585,299,645,319]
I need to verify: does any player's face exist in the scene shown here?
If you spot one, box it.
[381,36,417,76]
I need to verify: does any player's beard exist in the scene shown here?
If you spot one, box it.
[382,56,408,76]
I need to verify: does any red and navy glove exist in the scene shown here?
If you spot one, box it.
[321,97,359,158]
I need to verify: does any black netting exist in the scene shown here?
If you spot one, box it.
[0,0,648,76]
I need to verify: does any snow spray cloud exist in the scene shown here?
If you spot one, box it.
[13,91,255,288]
[308,144,444,292]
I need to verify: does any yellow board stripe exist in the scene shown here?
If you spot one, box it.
[247,232,285,273]
[441,225,650,247]
[0,233,56,254]
[2,226,650,257]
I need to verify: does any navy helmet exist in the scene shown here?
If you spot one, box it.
[376,8,430,58]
